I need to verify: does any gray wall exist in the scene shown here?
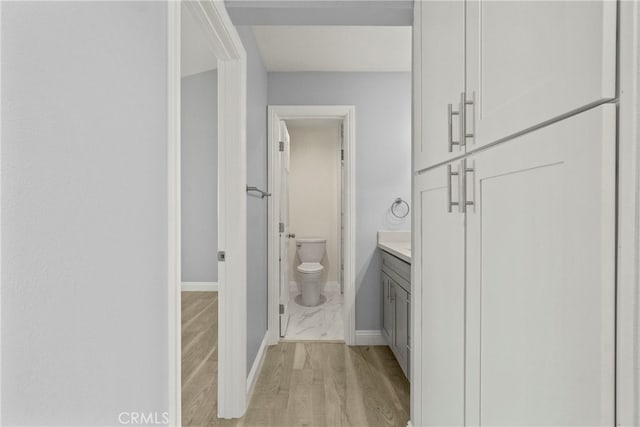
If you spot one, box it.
[237,27,269,373]
[268,72,411,331]
[1,2,168,425]
[181,70,218,282]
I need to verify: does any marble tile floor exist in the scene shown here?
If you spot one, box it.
[283,281,344,341]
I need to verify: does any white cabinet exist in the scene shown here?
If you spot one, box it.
[413,0,466,171]
[465,105,616,425]
[466,0,617,150]
[413,162,465,426]
[412,105,616,426]
[413,0,617,172]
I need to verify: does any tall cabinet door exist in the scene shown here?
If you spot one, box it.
[465,0,617,150]
[414,0,466,172]
[465,105,616,426]
[412,162,466,426]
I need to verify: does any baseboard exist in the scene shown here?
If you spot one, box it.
[181,281,218,292]
[246,332,269,402]
[354,329,387,346]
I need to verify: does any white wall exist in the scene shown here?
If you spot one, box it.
[1,2,168,424]
[181,70,218,283]
[268,72,411,331]
[287,121,341,283]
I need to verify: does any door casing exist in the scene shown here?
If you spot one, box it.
[167,0,248,421]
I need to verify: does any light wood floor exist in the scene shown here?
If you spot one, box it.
[182,291,410,427]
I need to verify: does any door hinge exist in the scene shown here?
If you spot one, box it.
[279,304,285,314]
[217,251,226,262]
[340,123,344,138]
[341,149,344,161]
[279,222,285,233]
[279,141,285,152]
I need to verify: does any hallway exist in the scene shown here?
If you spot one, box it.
[182,292,410,426]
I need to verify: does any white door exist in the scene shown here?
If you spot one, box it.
[465,0,617,150]
[413,162,466,426]
[465,105,616,425]
[414,0,467,172]
[279,120,291,337]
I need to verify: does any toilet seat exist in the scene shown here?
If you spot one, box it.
[297,262,323,274]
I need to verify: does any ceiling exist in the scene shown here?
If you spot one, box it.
[226,0,413,26]
[181,6,217,78]
[252,26,412,72]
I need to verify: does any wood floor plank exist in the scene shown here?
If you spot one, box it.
[182,292,409,427]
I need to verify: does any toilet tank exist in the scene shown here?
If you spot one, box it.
[296,238,326,263]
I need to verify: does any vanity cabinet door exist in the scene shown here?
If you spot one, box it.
[381,272,394,346]
[465,0,616,150]
[394,283,409,377]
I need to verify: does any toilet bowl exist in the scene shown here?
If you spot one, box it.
[295,238,327,307]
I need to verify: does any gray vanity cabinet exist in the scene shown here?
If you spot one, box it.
[381,251,411,379]
[381,272,395,345]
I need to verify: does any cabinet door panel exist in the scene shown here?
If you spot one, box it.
[412,163,466,426]
[394,283,409,377]
[466,0,616,149]
[465,105,616,426]
[414,0,466,172]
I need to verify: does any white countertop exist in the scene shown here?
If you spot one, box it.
[377,231,411,263]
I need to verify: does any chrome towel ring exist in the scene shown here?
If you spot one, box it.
[391,197,410,219]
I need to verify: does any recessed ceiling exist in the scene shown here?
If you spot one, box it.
[181,6,217,77]
[252,26,411,72]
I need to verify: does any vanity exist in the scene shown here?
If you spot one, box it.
[377,231,411,379]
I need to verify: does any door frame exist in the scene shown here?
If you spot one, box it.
[167,0,248,422]
[267,105,356,345]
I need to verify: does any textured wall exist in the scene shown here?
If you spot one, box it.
[181,70,218,283]
[268,72,412,330]
[1,2,168,424]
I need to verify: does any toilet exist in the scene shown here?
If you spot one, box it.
[295,238,327,307]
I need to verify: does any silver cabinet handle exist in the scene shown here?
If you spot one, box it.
[463,92,475,142]
[287,233,296,239]
[448,103,461,152]
[447,163,461,213]
[460,158,475,213]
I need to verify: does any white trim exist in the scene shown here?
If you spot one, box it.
[167,2,181,425]
[354,330,387,346]
[0,1,4,423]
[169,0,248,421]
[267,105,356,346]
[410,2,421,427]
[181,282,219,292]
[617,2,640,425]
[246,332,269,403]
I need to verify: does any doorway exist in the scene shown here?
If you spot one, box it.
[167,0,248,422]
[267,106,356,345]
[278,119,344,341]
